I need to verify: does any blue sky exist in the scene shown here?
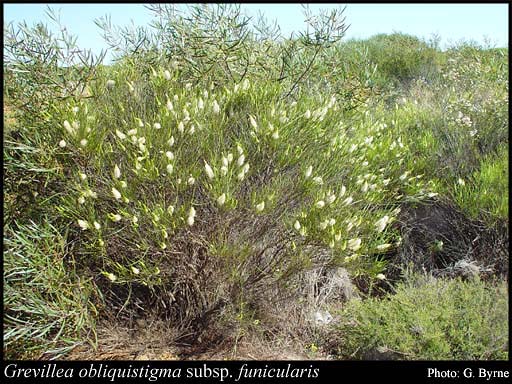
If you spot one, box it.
[3,3,509,63]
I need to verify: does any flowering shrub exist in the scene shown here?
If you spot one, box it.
[4,4,507,359]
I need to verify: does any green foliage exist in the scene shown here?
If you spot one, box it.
[334,275,508,360]
[3,222,98,359]
[3,7,104,121]
[3,4,508,359]
[348,33,442,89]
[452,145,508,223]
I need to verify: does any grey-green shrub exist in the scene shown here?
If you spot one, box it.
[334,275,508,360]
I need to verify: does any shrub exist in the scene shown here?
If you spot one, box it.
[3,4,508,359]
[452,144,509,224]
[356,33,441,88]
[3,222,98,359]
[333,274,508,360]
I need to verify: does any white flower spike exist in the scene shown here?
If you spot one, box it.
[112,187,122,200]
[217,193,226,206]
[77,219,90,230]
[204,161,215,179]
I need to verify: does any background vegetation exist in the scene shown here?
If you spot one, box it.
[3,4,508,360]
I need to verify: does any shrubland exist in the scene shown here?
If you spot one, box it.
[3,4,508,359]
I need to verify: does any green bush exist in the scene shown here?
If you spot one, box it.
[334,275,508,360]
[452,145,509,223]
[3,4,508,359]
[356,33,441,88]
[3,222,98,359]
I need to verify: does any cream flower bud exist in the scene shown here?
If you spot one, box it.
[64,120,75,134]
[80,139,88,147]
[153,122,161,129]
[315,200,325,209]
[376,273,386,280]
[106,79,115,89]
[168,136,175,146]
[376,243,392,251]
[217,193,226,206]
[93,221,101,230]
[78,219,89,230]
[116,129,126,140]
[399,171,410,181]
[107,273,117,282]
[178,121,185,133]
[78,196,85,205]
[222,156,229,167]
[249,115,258,129]
[305,165,313,179]
[256,202,265,212]
[164,70,171,80]
[166,100,174,111]
[165,151,174,161]
[111,214,122,222]
[304,110,311,119]
[114,165,121,179]
[294,220,301,231]
[112,187,122,200]
[187,206,196,226]
[187,176,195,185]
[375,215,390,233]
[59,140,67,148]
[131,266,140,275]
[204,161,215,179]
[313,176,323,185]
[212,100,220,114]
[343,196,353,206]
[237,154,245,167]
[197,98,204,110]
[348,238,362,251]
[115,130,126,140]
[227,153,233,163]
[221,165,228,176]
[166,164,174,175]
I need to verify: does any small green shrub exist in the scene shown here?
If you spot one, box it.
[357,33,441,88]
[3,222,98,359]
[452,145,508,223]
[334,274,508,360]
[3,4,508,359]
